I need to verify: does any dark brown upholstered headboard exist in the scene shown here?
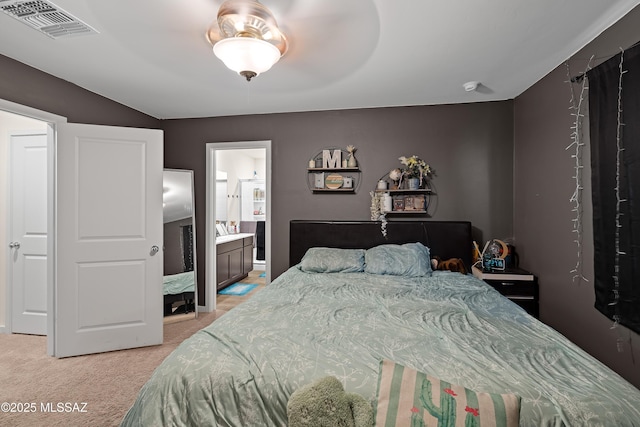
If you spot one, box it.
[290,220,472,269]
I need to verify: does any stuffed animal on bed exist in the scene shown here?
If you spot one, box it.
[431,256,468,274]
[287,376,373,427]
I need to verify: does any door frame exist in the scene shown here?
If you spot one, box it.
[0,98,66,355]
[204,141,272,311]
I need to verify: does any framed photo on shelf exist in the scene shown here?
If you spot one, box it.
[314,173,325,189]
[392,196,405,211]
[403,196,415,211]
[413,195,426,210]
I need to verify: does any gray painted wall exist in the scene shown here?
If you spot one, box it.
[514,5,640,389]
[0,54,159,128]
[161,102,514,297]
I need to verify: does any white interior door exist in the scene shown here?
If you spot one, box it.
[10,132,48,335]
[53,123,163,357]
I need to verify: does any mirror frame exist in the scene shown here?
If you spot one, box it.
[163,168,198,318]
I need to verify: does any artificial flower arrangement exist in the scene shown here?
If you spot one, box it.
[371,154,434,236]
[399,155,432,182]
[370,190,388,236]
[388,168,403,188]
[386,155,433,189]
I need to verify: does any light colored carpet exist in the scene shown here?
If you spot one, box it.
[0,310,225,427]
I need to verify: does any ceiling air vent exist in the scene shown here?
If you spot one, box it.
[0,0,98,39]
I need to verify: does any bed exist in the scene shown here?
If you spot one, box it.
[163,271,195,316]
[122,220,640,426]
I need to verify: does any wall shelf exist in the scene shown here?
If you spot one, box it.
[307,167,360,172]
[307,147,361,193]
[311,188,356,193]
[385,210,428,215]
[374,173,436,217]
[375,188,434,194]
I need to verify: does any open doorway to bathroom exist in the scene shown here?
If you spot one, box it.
[216,148,267,271]
[205,141,271,311]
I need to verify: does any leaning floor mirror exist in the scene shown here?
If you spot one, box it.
[162,169,198,322]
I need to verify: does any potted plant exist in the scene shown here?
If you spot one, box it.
[399,155,432,189]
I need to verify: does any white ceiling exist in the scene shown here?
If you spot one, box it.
[1,0,639,120]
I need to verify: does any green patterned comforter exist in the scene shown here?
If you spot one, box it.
[122,268,640,426]
[163,271,194,295]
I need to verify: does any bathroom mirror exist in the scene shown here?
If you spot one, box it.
[162,169,197,321]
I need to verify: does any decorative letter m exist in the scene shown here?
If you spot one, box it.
[322,149,341,169]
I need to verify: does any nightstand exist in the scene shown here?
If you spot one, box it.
[472,265,539,318]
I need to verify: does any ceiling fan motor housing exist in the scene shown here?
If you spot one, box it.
[214,0,288,56]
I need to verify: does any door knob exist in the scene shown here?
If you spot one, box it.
[150,245,159,255]
[8,241,20,249]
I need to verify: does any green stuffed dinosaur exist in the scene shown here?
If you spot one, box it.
[287,376,373,427]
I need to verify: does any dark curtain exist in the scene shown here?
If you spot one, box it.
[587,42,640,334]
[181,224,194,272]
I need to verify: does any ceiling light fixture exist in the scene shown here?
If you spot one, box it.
[207,0,288,82]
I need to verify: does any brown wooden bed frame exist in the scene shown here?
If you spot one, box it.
[289,220,472,269]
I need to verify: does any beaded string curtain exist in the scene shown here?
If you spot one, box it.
[181,224,194,272]
[586,42,640,335]
[565,56,593,285]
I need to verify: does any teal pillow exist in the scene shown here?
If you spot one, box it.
[300,247,365,273]
[365,243,432,277]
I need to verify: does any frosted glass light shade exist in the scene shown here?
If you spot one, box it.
[213,37,281,79]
